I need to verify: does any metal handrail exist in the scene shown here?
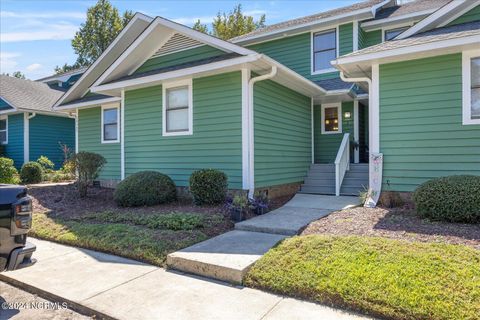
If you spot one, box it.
[334,133,350,196]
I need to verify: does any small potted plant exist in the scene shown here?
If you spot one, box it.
[227,194,249,222]
[250,192,270,215]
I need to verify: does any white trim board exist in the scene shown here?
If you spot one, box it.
[56,97,122,111]
[360,9,436,31]
[462,49,480,125]
[241,68,251,189]
[101,104,121,144]
[162,78,193,137]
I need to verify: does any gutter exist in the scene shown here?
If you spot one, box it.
[247,66,278,198]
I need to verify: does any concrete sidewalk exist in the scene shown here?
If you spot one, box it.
[0,238,372,320]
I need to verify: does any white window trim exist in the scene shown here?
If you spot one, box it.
[0,115,7,145]
[162,78,193,136]
[321,103,342,135]
[311,26,339,75]
[462,50,480,125]
[101,103,120,143]
[382,25,411,42]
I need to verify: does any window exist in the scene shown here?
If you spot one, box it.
[321,103,342,134]
[163,79,193,136]
[0,116,7,144]
[384,27,408,41]
[312,29,337,73]
[101,105,119,143]
[462,50,480,125]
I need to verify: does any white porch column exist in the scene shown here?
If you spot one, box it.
[241,68,251,190]
[353,100,359,163]
[370,64,380,154]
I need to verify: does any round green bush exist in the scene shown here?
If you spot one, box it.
[114,171,176,207]
[189,169,227,205]
[413,175,480,223]
[0,157,20,184]
[20,161,43,184]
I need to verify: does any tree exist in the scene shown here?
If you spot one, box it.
[194,4,266,40]
[57,0,133,72]
[1,71,26,79]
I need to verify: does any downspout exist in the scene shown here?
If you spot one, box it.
[24,112,36,164]
[247,65,278,198]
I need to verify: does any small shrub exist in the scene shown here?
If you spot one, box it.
[114,171,176,207]
[413,175,480,223]
[0,157,20,184]
[20,161,43,184]
[36,155,55,171]
[189,169,228,205]
[74,152,106,198]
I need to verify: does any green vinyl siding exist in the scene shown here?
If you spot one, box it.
[248,32,339,82]
[4,114,24,169]
[124,72,242,189]
[359,28,382,49]
[339,23,354,55]
[135,45,225,74]
[379,53,480,192]
[78,107,120,180]
[254,79,311,188]
[29,115,75,169]
[314,101,354,163]
[447,5,480,26]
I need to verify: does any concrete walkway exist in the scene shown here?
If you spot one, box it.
[0,238,372,320]
[167,194,359,284]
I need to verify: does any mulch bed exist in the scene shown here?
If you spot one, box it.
[302,206,480,249]
[29,183,292,219]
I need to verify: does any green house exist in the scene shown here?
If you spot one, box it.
[0,75,75,170]
[54,0,480,199]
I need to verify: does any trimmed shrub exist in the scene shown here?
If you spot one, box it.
[0,157,20,184]
[37,156,55,171]
[413,175,480,223]
[189,169,228,205]
[74,152,106,198]
[20,161,43,184]
[114,171,176,207]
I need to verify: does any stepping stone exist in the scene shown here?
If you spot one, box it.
[235,207,332,236]
[166,230,286,284]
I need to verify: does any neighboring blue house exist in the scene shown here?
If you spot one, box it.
[0,75,75,169]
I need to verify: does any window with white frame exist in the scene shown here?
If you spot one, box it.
[101,105,119,143]
[313,29,337,73]
[163,79,193,136]
[321,104,342,134]
[0,116,7,144]
[384,27,408,41]
[462,51,480,125]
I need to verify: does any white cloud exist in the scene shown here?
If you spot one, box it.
[26,63,42,71]
[172,16,215,26]
[1,23,78,42]
[0,10,85,19]
[0,52,21,74]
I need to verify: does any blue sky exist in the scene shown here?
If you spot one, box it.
[1,0,358,80]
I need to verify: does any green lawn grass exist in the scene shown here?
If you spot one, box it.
[245,235,480,320]
[31,211,228,266]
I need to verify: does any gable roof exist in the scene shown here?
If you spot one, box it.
[396,0,480,39]
[91,16,258,88]
[37,67,87,83]
[0,75,64,114]
[333,20,480,76]
[54,13,154,108]
[231,0,390,44]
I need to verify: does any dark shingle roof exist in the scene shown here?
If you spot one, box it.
[314,78,353,91]
[105,53,241,85]
[59,94,116,107]
[231,0,385,42]
[37,67,88,82]
[0,75,64,112]
[341,21,480,58]
[371,0,450,21]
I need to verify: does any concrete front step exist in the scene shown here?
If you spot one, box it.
[166,230,287,284]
